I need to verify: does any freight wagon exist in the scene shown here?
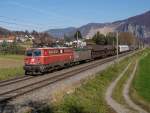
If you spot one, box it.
[73,48,91,62]
[87,45,116,59]
[119,45,129,53]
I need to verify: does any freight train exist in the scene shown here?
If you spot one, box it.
[24,45,130,75]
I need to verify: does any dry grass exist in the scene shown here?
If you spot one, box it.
[0,58,23,68]
[0,54,24,80]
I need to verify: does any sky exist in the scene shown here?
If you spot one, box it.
[0,0,149,31]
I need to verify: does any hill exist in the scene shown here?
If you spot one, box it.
[46,10,150,39]
[0,27,11,35]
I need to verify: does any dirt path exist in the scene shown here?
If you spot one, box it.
[105,57,149,113]
[105,63,133,113]
[123,60,148,113]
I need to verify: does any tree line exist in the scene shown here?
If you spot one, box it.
[0,41,25,55]
[65,30,138,46]
[91,31,138,46]
[0,30,55,54]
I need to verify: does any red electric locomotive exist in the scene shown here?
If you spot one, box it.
[24,47,74,75]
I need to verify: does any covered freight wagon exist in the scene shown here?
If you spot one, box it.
[73,48,91,62]
[118,45,129,53]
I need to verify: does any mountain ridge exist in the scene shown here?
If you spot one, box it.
[46,10,150,39]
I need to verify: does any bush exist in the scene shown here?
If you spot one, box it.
[0,41,25,55]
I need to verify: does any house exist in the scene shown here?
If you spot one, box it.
[16,35,34,42]
[0,35,16,43]
[65,40,87,48]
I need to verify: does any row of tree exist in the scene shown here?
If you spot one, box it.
[91,31,137,46]
[91,32,116,45]
[65,30,138,46]
[64,30,83,42]
[0,41,25,54]
[32,32,54,47]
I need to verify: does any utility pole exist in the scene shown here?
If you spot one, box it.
[116,32,119,63]
[77,31,79,48]
[134,37,137,51]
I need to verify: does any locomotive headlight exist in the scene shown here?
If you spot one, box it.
[30,58,36,64]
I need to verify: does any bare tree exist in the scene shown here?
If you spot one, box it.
[32,32,54,47]
[118,32,136,46]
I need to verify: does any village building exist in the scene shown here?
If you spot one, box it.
[0,35,16,43]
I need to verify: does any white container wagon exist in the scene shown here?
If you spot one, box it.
[119,45,129,53]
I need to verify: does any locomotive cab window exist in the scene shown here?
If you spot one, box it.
[26,50,32,56]
[33,50,41,56]
[26,49,41,56]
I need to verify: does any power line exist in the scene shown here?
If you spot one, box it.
[0,24,27,31]
[0,19,60,30]
[0,1,86,31]
[0,15,48,27]
[0,15,67,31]
[7,1,84,24]
[0,20,44,29]
[8,1,73,20]
[0,19,65,31]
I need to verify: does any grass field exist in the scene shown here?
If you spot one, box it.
[112,50,147,113]
[36,52,143,113]
[131,50,150,111]
[133,52,150,102]
[0,54,24,60]
[0,54,24,80]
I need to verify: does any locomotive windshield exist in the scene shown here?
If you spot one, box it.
[26,50,32,56]
[33,50,41,56]
[26,49,41,56]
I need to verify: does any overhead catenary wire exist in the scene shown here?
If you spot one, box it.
[0,1,84,31]
[0,18,65,32]
[0,15,43,27]
[0,24,39,32]
[0,20,45,29]
[0,15,60,29]
[4,1,84,29]
[7,1,80,22]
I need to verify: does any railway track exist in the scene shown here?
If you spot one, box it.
[0,51,132,103]
[0,76,34,87]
